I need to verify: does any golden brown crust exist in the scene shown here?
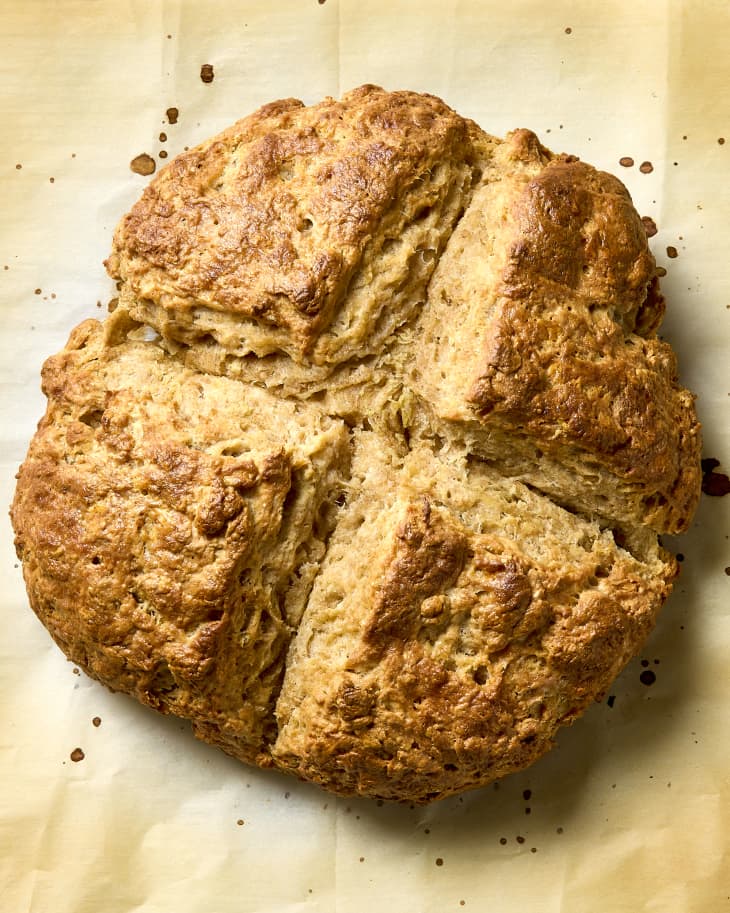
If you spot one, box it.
[106,85,478,360]
[414,129,701,534]
[11,87,702,803]
[272,443,674,802]
[11,320,348,764]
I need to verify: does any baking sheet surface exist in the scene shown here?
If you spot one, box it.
[1,2,729,911]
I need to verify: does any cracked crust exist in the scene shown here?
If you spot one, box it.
[106,85,485,366]
[11,318,349,764]
[273,437,674,802]
[413,129,701,534]
[11,86,701,803]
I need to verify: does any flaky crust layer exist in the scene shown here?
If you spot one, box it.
[12,86,701,803]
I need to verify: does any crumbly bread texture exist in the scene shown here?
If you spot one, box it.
[12,85,701,803]
[11,317,348,765]
[273,434,673,801]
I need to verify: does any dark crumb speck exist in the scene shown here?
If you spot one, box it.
[159,132,167,142]
[435,857,444,866]
[639,161,654,174]
[200,64,215,83]
[159,150,168,159]
[359,856,364,862]
[556,827,564,834]
[516,836,525,845]
[565,26,572,34]
[525,807,531,815]
[522,788,531,800]
[318,0,326,4]
[236,819,244,826]
[701,458,730,496]
[676,553,684,562]
[531,847,538,853]
[607,694,616,708]
[49,176,55,183]
[92,716,101,727]
[70,747,85,762]
[72,667,80,675]
[166,107,179,124]
[641,216,658,237]
[724,567,730,576]
[719,138,726,145]
[640,669,656,686]
[641,658,650,667]
[499,837,507,845]
[619,156,634,167]
[34,288,41,295]
[15,163,22,170]
[130,153,156,176]
[666,245,678,259]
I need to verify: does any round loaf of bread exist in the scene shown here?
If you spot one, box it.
[11,86,701,803]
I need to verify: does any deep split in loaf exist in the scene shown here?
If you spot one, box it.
[11,85,701,803]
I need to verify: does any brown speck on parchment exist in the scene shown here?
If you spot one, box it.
[159,150,168,159]
[641,216,658,237]
[15,163,22,170]
[34,288,41,295]
[130,153,156,176]
[200,64,215,83]
[639,161,654,173]
[640,670,656,686]
[719,137,726,145]
[666,245,679,259]
[619,156,634,167]
[159,132,167,142]
[92,716,101,727]
[724,567,730,575]
[70,748,85,762]
[435,857,444,866]
[166,107,179,124]
[701,458,730,496]
[236,819,244,826]
[564,26,572,34]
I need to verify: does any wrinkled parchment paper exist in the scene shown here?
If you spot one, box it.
[2,2,729,910]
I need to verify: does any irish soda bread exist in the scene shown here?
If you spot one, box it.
[11,86,701,803]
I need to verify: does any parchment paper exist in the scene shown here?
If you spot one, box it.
[1,2,729,911]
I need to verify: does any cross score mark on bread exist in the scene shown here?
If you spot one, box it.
[11,86,701,803]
